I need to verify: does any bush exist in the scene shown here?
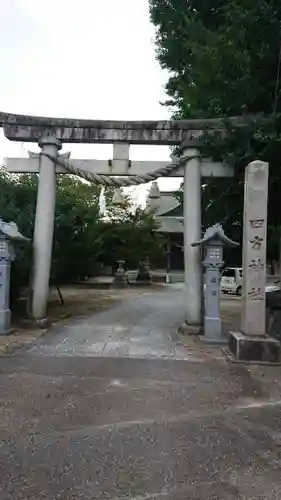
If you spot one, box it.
[0,171,165,311]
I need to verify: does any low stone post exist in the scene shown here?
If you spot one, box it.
[0,220,29,335]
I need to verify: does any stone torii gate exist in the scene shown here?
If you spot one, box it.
[1,111,241,325]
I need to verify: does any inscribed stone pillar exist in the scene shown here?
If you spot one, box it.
[183,148,202,326]
[241,160,269,337]
[31,136,62,320]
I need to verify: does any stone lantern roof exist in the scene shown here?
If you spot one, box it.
[192,224,239,247]
[0,219,29,241]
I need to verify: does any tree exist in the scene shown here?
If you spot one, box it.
[149,0,281,259]
[52,175,102,282]
[0,170,37,301]
[0,170,165,306]
[0,171,102,295]
[149,0,281,117]
[98,191,165,269]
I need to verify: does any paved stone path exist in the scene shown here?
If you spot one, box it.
[2,285,281,499]
[28,285,193,359]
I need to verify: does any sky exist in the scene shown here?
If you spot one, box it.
[0,0,181,206]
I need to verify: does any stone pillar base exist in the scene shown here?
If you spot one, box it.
[178,322,202,336]
[0,309,12,335]
[199,334,228,345]
[134,280,151,286]
[203,316,224,344]
[0,328,14,336]
[20,317,51,329]
[228,331,280,363]
[136,273,151,283]
[111,278,129,288]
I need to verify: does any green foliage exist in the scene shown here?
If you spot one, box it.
[150,0,281,259]
[0,170,37,302]
[201,115,281,246]
[149,0,281,117]
[0,171,165,305]
[99,206,164,269]
[98,188,165,269]
[52,176,102,282]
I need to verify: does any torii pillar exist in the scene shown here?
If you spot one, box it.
[182,147,203,330]
[31,136,62,321]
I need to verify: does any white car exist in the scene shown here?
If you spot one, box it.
[220,267,243,295]
[219,267,280,295]
[265,283,280,293]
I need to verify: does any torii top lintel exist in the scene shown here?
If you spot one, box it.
[0,111,247,145]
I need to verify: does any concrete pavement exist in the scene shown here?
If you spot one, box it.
[27,285,192,359]
[1,284,281,499]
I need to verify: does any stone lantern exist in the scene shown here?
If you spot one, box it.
[112,260,129,288]
[192,224,239,343]
[0,219,29,334]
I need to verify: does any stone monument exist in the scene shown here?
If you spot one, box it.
[229,160,280,361]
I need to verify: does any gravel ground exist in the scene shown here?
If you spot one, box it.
[2,285,281,499]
